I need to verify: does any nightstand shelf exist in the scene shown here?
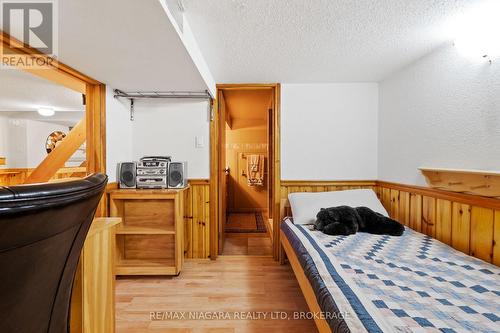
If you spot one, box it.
[115,224,175,235]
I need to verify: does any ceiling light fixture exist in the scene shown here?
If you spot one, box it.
[37,107,55,117]
[453,1,500,62]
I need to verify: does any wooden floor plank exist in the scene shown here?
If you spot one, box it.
[116,256,318,333]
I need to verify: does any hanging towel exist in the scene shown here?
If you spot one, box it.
[247,154,264,186]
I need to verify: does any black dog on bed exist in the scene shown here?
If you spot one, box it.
[314,206,405,236]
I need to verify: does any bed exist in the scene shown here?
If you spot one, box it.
[280,193,500,333]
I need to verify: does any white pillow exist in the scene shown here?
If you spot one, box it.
[288,189,388,225]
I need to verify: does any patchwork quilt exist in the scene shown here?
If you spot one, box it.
[281,218,500,333]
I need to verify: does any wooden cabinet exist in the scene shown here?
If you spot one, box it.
[71,217,121,333]
[109,188,186,275]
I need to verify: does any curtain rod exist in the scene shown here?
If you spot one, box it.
[113,89,214,121]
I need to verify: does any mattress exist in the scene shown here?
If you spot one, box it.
[281,218,500,333]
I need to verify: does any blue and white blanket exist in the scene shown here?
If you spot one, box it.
[281,218,500,333]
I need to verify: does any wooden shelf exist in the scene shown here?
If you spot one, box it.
[419,167,500,197]
[116,259,177,275]
[110,189,184,276]
[116,224,175,235]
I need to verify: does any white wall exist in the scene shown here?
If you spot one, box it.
[4,119,27,168]
[106,86,133,182]
[281,83,379,180]
[379,43,500,185]
[0,117,68,168]
[0,117,26,168]
[0,116,7,159]
[131,99,210,179]
[105,87,211,181]
[26,120,69,168]
[107,83,379,182]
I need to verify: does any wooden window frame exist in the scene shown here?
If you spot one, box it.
[1,31,106,213]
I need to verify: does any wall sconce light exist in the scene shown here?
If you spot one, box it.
[453,1,500,62]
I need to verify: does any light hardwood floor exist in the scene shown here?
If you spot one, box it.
[116,256,318,333]
[222,235,273,256]
[223,213,273,256]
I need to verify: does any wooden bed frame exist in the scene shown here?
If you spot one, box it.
[279,184,500,333]
[281,229,333,333]
[280,200,333,333]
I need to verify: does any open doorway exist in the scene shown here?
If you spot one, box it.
[213,84,280,258]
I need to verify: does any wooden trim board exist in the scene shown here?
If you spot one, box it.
[420,167,500,197]
[0,31,99,93]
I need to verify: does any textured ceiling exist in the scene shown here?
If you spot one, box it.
[184,0,482,83]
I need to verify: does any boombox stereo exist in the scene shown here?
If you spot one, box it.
[168,162,188,188]
[117,162,137,188]
[117,159,187,189]
[136,156,170,189]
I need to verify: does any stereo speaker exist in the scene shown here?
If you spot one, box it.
[168,162,188,188]
[117,162,137,188]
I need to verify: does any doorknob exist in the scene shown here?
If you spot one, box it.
[224,167,230,175]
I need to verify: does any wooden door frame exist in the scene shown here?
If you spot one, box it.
[1,31,107,214]
[210,83,281,260]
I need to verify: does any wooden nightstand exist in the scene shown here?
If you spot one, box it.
[108,188,188,275]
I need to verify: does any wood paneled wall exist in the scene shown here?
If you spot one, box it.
[378,181,500,265]
[279,180,500,266]
[183,180,211,259]
[0,167,87,186]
